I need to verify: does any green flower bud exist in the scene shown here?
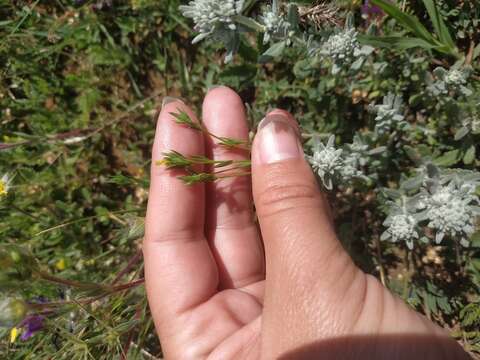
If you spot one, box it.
[0,297,28,328]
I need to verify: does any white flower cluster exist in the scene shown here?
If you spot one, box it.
[381,213,419,249]
[308,135,372,189]
[419,181,480,247]
[370,93,407,135]
[382,168,480,249]
[320,29,359,73]
[427,67,472,98]
[308,135,343,190]
[180,0,245,44]
[444,69,467,87]
[317,29,373,74]
[320,29,359,61]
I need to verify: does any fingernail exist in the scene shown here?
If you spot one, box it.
[162,96,183,108]
[254,114,303,165]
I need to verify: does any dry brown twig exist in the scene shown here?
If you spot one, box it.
[298,1,343,29]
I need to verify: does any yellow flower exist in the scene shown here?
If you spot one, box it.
[10,327,19,343]
[0,173,11,197]
[56,258,66,271]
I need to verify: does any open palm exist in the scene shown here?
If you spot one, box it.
[144,87,468,359]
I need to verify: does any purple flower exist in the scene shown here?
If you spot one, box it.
[361,0,385,21]
[19,315,44,340]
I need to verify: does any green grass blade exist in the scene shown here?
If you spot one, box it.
[359,35,437,51]
[371,0,435,44]
[422,0,456,50]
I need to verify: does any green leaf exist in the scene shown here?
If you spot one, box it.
[403,145,422,164]
[233,15,264,32]
[219,64,257,89]
[371,0,436,43]
[381,188,403,200]
[463,145,476,165]
[238,39,259,62]
[422,0,456,50]
[409,93,423,106]
[437,296,452,314]
[454,126,470,141]
[359,35,436,51]
[259,41,286,63]
[401,175,424,192]
[473,43,480,60]
[425,292,438,314]
[433,149,460,166]
[287,3,300,31]
[242,0,262,13]
[470,231,480,248]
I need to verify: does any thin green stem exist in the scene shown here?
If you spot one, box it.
[36,270,110,291]
[213,165,251,176]
[34,208,144,236]
[28,278,145,311]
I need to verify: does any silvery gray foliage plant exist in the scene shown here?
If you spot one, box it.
[316,28,374,75]
[455,98,480,140]
[260,0,291,44]
[179,1,480,250]
[308,135,381,189]
[341,151,365,181]
[180,0,251,62]
[180,0,245,43]
[308,135,343,190]
[427,66,473,98]
[381,165,480,249]
[418,175,480,247]
[370,93,407,135]
[341,135,378,183]
[346,135,386,170]
[381,198,420,250]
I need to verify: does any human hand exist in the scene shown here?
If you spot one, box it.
[144,87,469,359]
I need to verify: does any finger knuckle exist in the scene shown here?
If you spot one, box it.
[256,176,322,218]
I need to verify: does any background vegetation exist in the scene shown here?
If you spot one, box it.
[0,0,479,359]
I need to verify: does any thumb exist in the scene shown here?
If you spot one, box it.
[252,109,351,276]
[251,110,366,353]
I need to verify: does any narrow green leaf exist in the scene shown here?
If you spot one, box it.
[287,3,300,31]
[359,35,436,50]
[233,15,264,32]
[371,0,435,43]
[422,0,455,50]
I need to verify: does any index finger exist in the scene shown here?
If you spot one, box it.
[144,98,218,335]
